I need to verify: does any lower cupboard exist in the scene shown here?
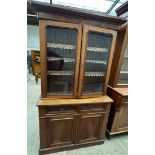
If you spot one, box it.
[37,97,112,154]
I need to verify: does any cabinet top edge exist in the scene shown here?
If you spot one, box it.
[108,86,128,96]
[37,96,113,106]
[30,1,126,26]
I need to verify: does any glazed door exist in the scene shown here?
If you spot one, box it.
[40,20,82,98]
[78,25,117,98]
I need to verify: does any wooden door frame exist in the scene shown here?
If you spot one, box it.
[77,25,117,98]
[39,20,82,98]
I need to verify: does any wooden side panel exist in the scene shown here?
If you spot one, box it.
[39,20,47,98]
[111,102,128,133]
[107,87,128,134]
[117,102,128,129]
[39,118,47,149]
[99,112,110,139]
[108,23,128,87]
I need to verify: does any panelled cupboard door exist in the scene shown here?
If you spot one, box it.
[78,25,117,98]
[78,112,105,143]
[46,114,76,148]
[39,20,82,98]
[118,42,128,85]
[114,102,128,132]
[118,102,128,129]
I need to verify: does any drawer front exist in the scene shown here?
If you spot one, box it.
[46,107,77,116]
[78,104,107,113]
[39,103,109,117]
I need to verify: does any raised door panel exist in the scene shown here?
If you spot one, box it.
[39,20,82,98]
[78,25,117,98]
[46,115,76,147]
[111,102,128,133]
[79,113,103,143]
[117,102,128,130]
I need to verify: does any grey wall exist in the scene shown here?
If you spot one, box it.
[27,25,40,54]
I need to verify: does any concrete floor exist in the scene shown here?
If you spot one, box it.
[27,74,128,155]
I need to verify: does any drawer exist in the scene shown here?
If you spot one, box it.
[39,104,108,117]
[78,104,107,113]
[46,107,77,115]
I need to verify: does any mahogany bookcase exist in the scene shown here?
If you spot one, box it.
[31,1,126,154]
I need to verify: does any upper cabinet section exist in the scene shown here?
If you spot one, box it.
[31,1,126,98]
[40,20,117,99]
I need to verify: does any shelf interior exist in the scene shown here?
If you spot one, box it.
[82,31,112,94]
[46,26,77,94]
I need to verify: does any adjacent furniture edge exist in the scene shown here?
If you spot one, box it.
[108,22,128,87]
[107,86,128,136]
[108,86,128,97]
[107,128,128,136]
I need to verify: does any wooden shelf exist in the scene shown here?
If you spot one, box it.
[47,43,76,49]
[47,71,74,76]
[85,72,105,77]
[47,57,107,65]
[47,71,105,77]
[47,57,75,63]
[46,42,108,53]
[86,60,107,65]
[87,47,108,53]
[120,71,128,74]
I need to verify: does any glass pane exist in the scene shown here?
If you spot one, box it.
[118,43,128,84]
[82,31,113,94]
[46,26,77,94]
